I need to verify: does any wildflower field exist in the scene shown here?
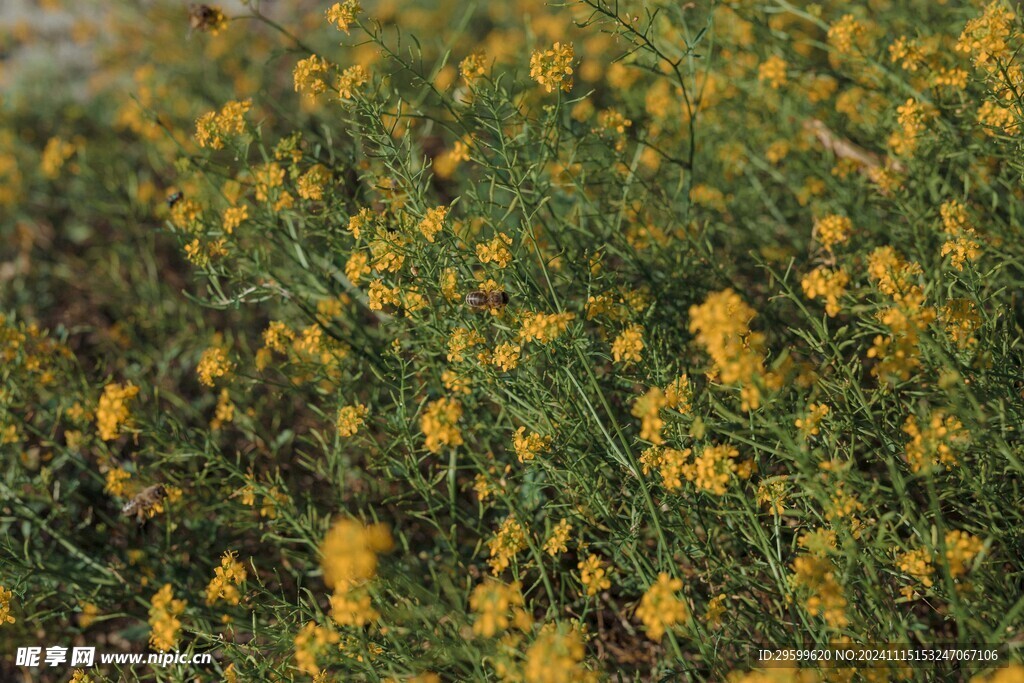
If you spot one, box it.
[3,0,1024,680]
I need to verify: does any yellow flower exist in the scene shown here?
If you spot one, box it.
[896,547,934,590]
[489,342,521,371]
[795,403,829,438]
[447,327,485,362]
[757,55,788,88]
[345,252,371,285]
[336,404,369,437]
[523,625,597,683]
[902,410,969,472]
[418,205,449,242]
[631,387,667,444]
[336,65,369,100]
[790,555,847,628]
[578,555,610,597]
[688,289,765,410]
[476,232,514,268]
[513,426,551,463]
[543,519,572,556]
[470,579,530,638]
[222,205,248,234]
[0,586,15,625]
[320,518,394,590]
[488,516,527,574]
[636,573,688,640]
[956,2,1017,71]
[460,50,487,83]
[96,382,140,441]
[205,551,247,606]
[40,136,78,178]
[756,476,789,515]
[194,99,251,149]
[297,164,331,201]
[420,397,463,452]
[814,214,851,251]
[944,530,983,577]
[611,323,644,366]
[197,344,234,387]
[294,55,332,99]
[704,594,727,629]
[519,311,575,344]
[294,621,339,676]
[530,42,574,93]
[801,267,849,317]
[104,468,131,497]
[325,0,361,33]
[148,584,186,651]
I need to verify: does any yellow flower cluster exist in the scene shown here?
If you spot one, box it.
[758,55,788,89]
[941,298,981,349]
[827,14,868,56]
[814,214,851,251]
[253,162,285,203]
[944,530,983,577]
[448,327,485,362]
[294,55,332,99]
[486,342,521,371]
[756,477,788,515]
[523,626,597,683]
[488,516,527,574]
[320,518,394,627]
[336,404,369,437]
[325,0,361,33]
[790,555,848,628]
[205,551,247,605]
[197,344,234,387]
[460,51,487,84]
[688,289,765,411]
[222,205,247,233]
[104,468,131,497]
[889,99,937,157]
[543,519,572,556]
[639,446,692,491]
[148,584,186,651]
[801,266,849,317]
[939,200,981,271]
[41,137,78,179]
[694,444,752,495]
[635,573,688,640]
[476,232,513,268]
[902,410,969,472]
[469,579,531,638]
[336,65,369,100]
[896,547,934,591]
[632,387,668,444]
[518,311,575,344]
[294,621,339,676]
[577,555,610,597]
[794,403,829,438]
[611,323,644,366]
[418,205,449,242]
[297,164,331,201]
[0,586,14,625]
[194,99,251,150]
[96,381,139,441]
[957,2,1017,71]
[420,397,464,452]
[530,42,574,93]
[513,426,551,463]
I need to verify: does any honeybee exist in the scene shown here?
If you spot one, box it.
[188,4,224,33]
[166,191,183,209]
[465,290,509,311]
[121,484,168,523]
